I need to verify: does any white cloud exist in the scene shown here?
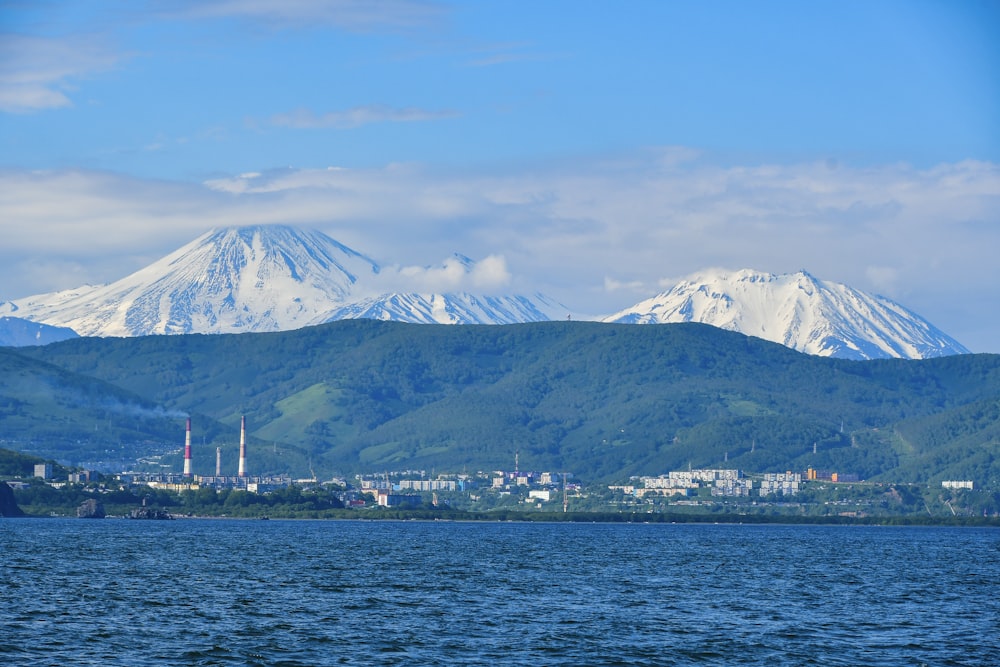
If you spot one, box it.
[166,0,445,31]
[0,34,122,113]
[865,266,900,294]
[604,277,648,294]
[470,255,512,289]
[394,257,468,292]
[360,254,511,296]
[269,105,459,129]
[1,152,998,349]
[461,41,563,68]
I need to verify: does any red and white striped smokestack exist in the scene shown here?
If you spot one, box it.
[238,415,247,478]
[183,418,192,478]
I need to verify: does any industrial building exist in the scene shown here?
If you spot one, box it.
[122,415,291,494]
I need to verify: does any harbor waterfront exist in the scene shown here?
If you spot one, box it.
[3,519,998,666]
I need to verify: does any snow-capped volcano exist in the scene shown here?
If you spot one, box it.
[602,269,969,360]
[1,225,563,336]
[4,226,379,336]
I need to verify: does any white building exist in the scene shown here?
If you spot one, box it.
[670,469,742,484]
[759,472,801,496]
[759,480,800,496]
[711,478,753,497]
[397,479,460,492]
[641,475,697,490]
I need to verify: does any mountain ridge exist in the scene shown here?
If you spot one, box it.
[8,320,1000,483]
[0,316,79,347]
[0,225,967,360]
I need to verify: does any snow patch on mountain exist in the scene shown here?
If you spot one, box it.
[602,268,969,360]
[330,291,565,325]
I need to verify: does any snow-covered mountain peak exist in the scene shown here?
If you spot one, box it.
[2,225,382,336]
[603,268,969,360]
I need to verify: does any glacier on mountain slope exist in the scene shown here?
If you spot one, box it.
[602,268,969,360]
[327,292,564,325]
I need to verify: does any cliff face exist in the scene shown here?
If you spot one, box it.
[77,499,105,519]
[0,482,25,517]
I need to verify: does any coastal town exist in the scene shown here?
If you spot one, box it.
[4,452,988,520]
[1,413,991,519]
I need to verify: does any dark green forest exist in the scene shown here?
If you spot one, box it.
[4,321,1000,485]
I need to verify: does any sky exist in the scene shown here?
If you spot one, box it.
[1,0,998,351]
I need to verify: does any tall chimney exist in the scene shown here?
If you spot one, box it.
[216,446,222,477]
[183,418,192,478]
[238,415,247,478]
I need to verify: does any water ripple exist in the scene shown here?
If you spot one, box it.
[2,520,998,666]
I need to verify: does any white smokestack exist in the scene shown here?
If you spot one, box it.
[216,446,222,477]
[238,415,247,478]
[183,418,192,478]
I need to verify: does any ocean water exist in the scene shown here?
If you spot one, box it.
[2,519,998,666]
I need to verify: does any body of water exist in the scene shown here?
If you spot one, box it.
[2,519,998,666]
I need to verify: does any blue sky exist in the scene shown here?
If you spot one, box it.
[1,0,998,351]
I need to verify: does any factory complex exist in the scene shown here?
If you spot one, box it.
[119,416,302,493]
[13,419,982,519]
[108,420,577,510]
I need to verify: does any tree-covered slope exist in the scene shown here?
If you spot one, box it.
[0,347,187,468]
[0,347,312,475]
[10,321,1000,484]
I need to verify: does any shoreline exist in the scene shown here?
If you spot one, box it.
[9,508,1000,528]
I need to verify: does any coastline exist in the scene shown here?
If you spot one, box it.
[9,508,1000,528]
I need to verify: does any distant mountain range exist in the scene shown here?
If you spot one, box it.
[0,225,968,360]
[0,316,78,347]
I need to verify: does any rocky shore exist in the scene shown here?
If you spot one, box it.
[0,482,25,517]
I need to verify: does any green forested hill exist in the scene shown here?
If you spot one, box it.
[6,321,1000,485]
[0,346,197,469]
